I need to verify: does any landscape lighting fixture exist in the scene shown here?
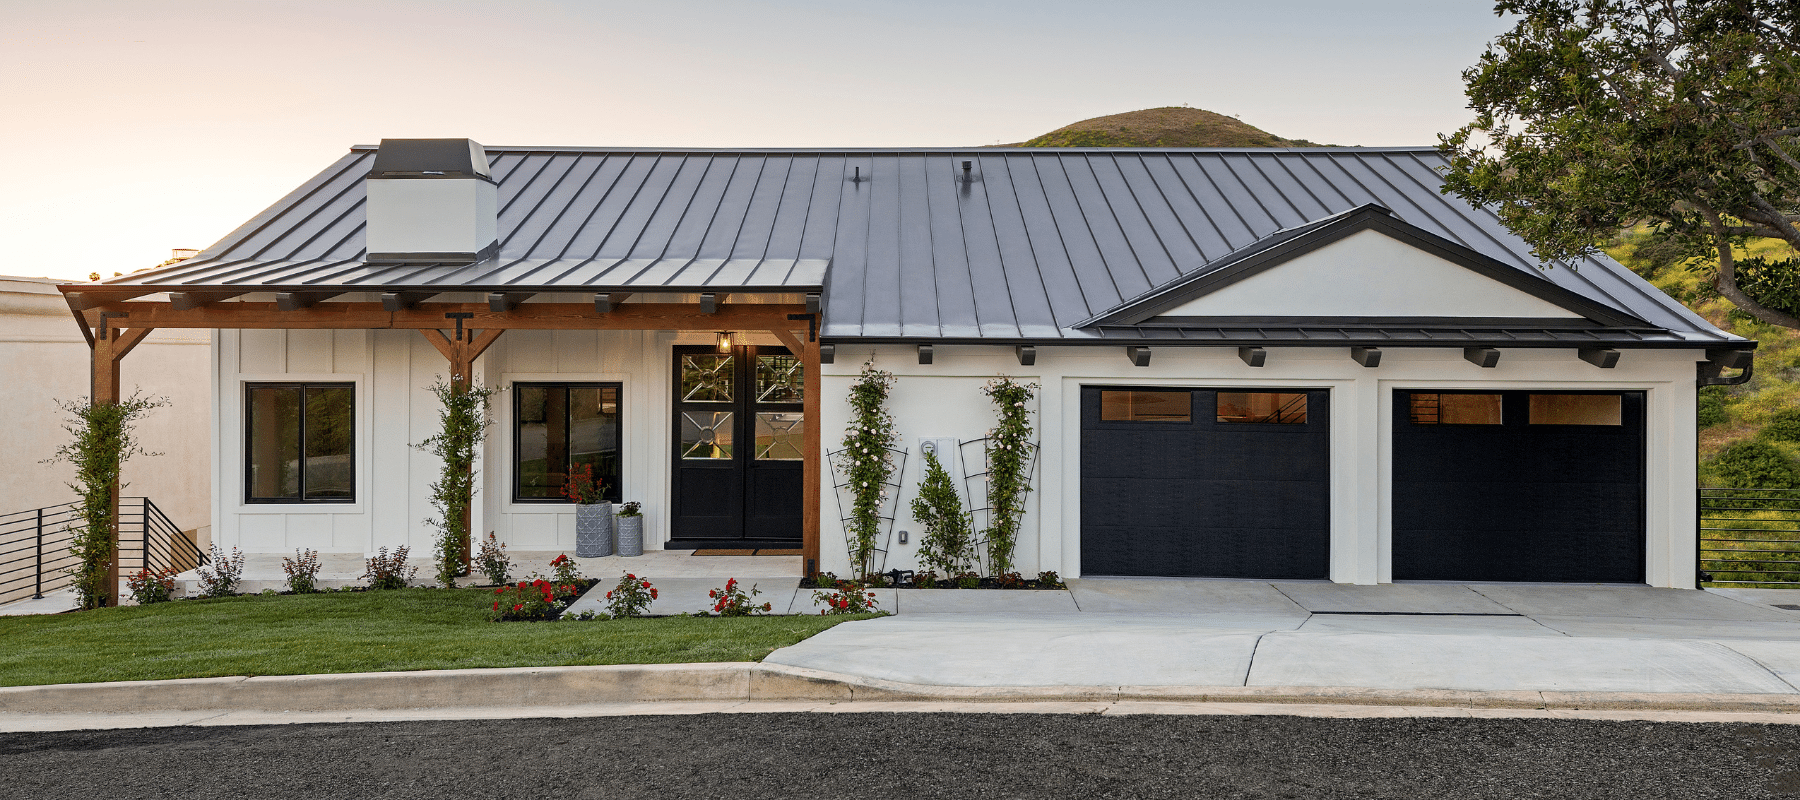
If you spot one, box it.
[716,331,732,352]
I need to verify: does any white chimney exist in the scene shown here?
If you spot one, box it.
[364,138,497,265]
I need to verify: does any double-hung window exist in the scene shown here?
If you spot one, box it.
[245,383,355,503]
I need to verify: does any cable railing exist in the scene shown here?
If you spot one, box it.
[0,497,206,607]
[1699,487,1800,588]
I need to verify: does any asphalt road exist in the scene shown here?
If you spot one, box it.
[4,713,1798,799]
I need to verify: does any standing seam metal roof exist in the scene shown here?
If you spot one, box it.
[98,145,1736,344]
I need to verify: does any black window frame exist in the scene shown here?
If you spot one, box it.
[512,381,625,504]
[242,381,357,505]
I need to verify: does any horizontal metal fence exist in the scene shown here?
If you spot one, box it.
[0,502,80,606]
[1699,488,1800,588]
[0,497,206,607]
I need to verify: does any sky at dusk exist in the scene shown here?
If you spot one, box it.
[1,0,1514,282]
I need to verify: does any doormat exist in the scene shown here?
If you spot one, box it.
[690,548,804,556]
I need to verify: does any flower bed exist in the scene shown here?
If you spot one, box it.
[800,570,1067,590]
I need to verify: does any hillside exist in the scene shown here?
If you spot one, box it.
[1606,231,1800,487]
[1006,107,1331,148]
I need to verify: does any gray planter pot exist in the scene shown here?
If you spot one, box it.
[615,514,644,557]
[575,503,614,558]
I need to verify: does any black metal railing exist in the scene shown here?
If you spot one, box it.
[1700,487,1800,588]
[0,502,81,605]
[0,497,206,607]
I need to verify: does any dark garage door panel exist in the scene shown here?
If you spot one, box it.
[1080,388,1330,579]
[1391,390,1645,583]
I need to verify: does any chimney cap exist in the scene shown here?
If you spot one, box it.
[370,139,492,181]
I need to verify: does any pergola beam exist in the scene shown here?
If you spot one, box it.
[766,323,821,576]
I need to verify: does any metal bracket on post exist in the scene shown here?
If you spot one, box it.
[444,312,475,341]
[786,313,817,342]
[96,311,129,342]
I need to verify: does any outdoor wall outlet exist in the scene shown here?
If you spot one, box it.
[898,530,909,544]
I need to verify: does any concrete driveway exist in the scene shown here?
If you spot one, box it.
[764,580,1800,695]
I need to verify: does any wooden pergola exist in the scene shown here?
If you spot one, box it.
[64,291,823,605]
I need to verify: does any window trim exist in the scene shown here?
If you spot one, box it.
[511,381,625,504]
[242,381,357,505]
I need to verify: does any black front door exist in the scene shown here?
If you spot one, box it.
[1080,386,1331,578]
[670,344,805,548]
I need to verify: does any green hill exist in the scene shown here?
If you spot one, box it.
[1606,231,1800,487]
[1006,107,1332,148]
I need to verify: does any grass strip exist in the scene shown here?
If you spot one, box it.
[0,588,873,687]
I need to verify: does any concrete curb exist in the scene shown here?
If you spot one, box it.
[5,663,1800,716]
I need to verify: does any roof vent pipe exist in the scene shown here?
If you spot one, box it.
[365,139,498,265]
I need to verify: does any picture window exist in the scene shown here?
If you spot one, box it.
[515,383,623,502]
[245,383,354,503]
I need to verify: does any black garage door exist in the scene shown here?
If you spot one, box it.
[1080,387,1330,578]
[1392,390,1645,583]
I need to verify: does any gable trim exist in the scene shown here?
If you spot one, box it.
[1077,205,1651,330]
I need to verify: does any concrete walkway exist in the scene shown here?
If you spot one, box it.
[763,580,1800,695]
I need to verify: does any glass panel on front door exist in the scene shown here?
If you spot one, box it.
[671,344,806,545]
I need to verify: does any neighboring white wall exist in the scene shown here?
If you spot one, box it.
[818,344,1703,588]
[0,276,211,529]
[1161,230,1583,319]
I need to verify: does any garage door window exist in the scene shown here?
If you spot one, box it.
[1099,389,1191,422]
[1409,393,1502,425]
[1217,392,1307,424]
[1529,394,1623,426]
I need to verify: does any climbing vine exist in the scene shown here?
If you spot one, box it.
[417,378,496,588]
[839,360,897,578]
[981,377,1037,575]
[46,393,167,609]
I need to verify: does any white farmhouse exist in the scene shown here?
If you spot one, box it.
[60,140,1752,589]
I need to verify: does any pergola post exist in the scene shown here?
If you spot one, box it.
[769,326,822,577]
[88,320,152,607]
[420,328,504,575]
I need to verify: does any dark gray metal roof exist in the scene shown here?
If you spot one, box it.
[99,145,1739,346]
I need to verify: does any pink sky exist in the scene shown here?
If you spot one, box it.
[1,0,1510,281]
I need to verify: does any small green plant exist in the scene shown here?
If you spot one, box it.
[955,572,980,590]
[282,548,322,594]
[839,360,898,578]
[45,393,168,609]
[549,553,583,586]
[605,573,658,617]
[914,570,938,589]
[125,566,177,605]
[617,501,642,517]
[567,610,600,621]
[474,532,512,585]
[813,579,879,615]
[363,546,417,590]
[981,377,1038,575]
[994,572,1027,589]
[1036,570,1065,589]
[196,544,245,598]
[489,578,581,622]
[910,449,976,578]
[416,378,497,589]
[708,578,773,616]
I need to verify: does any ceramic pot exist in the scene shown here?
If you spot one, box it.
[575,502,614,558]
[615,514,644,557]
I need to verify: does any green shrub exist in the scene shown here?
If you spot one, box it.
[1761,407,1800,443]
[1712,440,1800,489]
[1697,387,1729,428]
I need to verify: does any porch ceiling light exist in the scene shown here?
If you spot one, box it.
[716,331,733,352]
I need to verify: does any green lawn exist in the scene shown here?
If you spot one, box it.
[0,589,872,687]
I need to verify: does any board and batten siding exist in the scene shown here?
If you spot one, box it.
[212,325,693,571]
[816,344,1702,588]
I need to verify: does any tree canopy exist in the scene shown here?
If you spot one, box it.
[1440,0,1800,327]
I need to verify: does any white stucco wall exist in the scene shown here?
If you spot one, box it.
[0,277,211,529]
[818,344,1704,588]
